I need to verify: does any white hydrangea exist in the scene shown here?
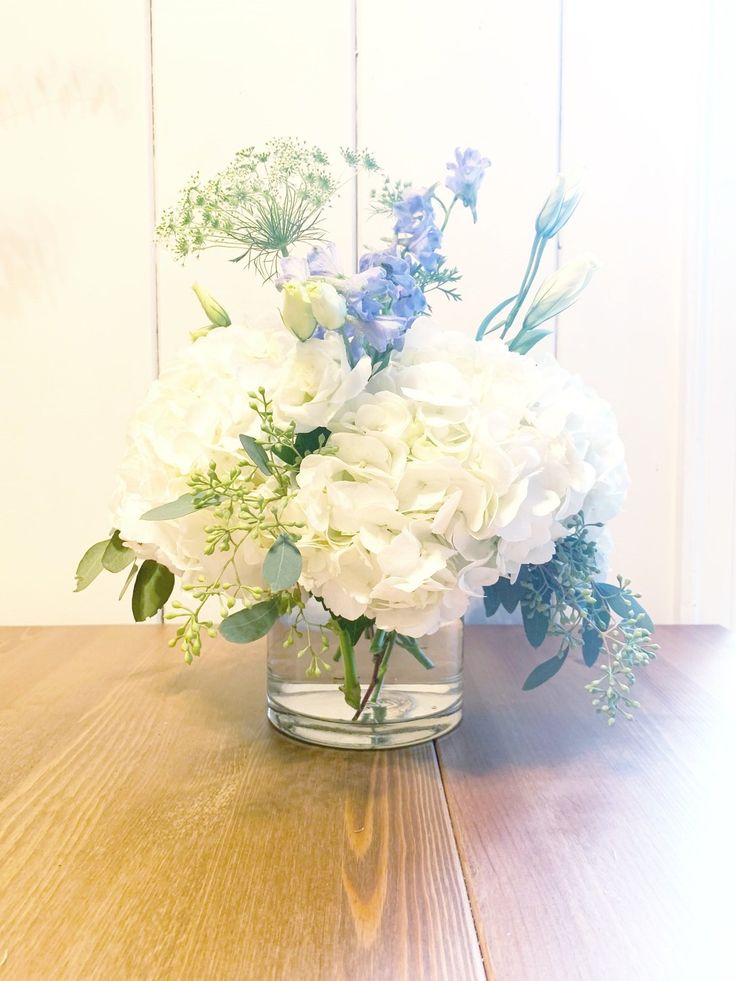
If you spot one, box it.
[111,315,626,639]
[292,320,627,636]
[111,321,370,574]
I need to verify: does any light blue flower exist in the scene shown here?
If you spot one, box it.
[445,147,491,222]
[535,174,583,239]
[393,189,443,272]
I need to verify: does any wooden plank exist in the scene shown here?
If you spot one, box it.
[438,625,736,980]
[0,626,484,980]
[0,2,157,624]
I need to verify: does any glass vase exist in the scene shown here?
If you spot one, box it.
[266,616,463,750]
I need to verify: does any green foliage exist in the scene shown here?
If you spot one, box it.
[369,174,412,215]
[340,147,379,171]
[413,259,462,304]
[522,650,567,690]
[333,615,374,647]
[508,326,553,355]
[131,560,175,622]
[141,493,199,521]
[102,531,135,574]
[164,391,333,664]
[157,139,377,278]
[262,536,302,591]
[74,538,111,592]
[239,434,271,476]
[395,634,434,669]
[219,599,280,644]
[483,514,657,722]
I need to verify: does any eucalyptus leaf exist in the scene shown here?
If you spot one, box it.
[118,561,139,601]
[219,599,279,644]
[521,602,550,648]
[496,577,523,614]
[102,530,135,573]
[522,650,568,691]
[483,585,502,617]
[581,624,603,667]
[74,538,111,592]
[262,536,302,591]
[395,634,434,669]
[239,434,271,475]
[294,427,330,458]
[594,582,654,631]
[131,560,175,622]
[141,493,198,521]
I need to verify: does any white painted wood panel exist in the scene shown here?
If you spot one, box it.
[558,0,706,622]
[0,2,156,624]
[2,0,729,627]
[355,0,562,340]
[151,0,357,368]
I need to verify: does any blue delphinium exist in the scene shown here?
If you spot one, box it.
[445,147,491,222]
[392,189,443,271]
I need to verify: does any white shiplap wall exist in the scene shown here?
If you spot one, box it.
[1,0,729,626]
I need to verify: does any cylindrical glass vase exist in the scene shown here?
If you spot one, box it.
[267,617,463,750]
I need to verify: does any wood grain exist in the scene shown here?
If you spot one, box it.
[438,625,736,981]
[0,626,483,981]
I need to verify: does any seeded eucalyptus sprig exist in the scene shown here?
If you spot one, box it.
[157,138,378,278]
[483,514,656,722]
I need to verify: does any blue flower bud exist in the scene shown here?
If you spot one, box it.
[535,174,583,239]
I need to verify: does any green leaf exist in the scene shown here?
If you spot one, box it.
[522,649,568,691]
[395,634,434,669]
[239,434,271,475]
[509,327,553,355]
[334,614,373,646]
[118,561,139,601]
[131,560,175,622]
[219,599,279,644]
[495,577,523,614]
[271,444,298,466]
[294,427,331,458]
[141,493,198,521]
[476,295,516,340]
[74,538,111,592]
[581,623,603,667]
[483,585,502,617]
[262,536,302,590]
[594,582,654,631]
[101,530,135,573]
[521,601,550,648]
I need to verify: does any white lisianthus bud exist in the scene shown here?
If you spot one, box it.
[523,255,599,329]
[535,173,583,239]
[192,283,231,327]
[281,282,317,340]
[307,282,347,331]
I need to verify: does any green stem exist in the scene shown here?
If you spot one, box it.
[337,628,361,711]
[370,633,396,704]
[502,233,546,338]
[440,195,458,233]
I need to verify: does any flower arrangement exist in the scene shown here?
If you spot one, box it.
[77,138,655,731]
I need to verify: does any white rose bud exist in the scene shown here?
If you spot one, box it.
[192,282,231,327]
[535,173,583,240]
[307,282,347,331]
[523,255,599,329]
[281,282,317,341]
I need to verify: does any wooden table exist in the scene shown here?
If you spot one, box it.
[1,625,734,980]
